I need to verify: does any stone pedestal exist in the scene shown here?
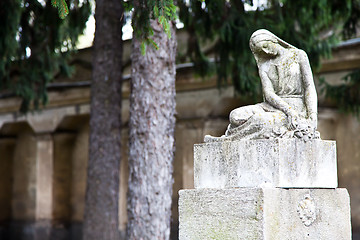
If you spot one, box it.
[179,139,352,240]
[194,139,337,189]
[179,188,351,240]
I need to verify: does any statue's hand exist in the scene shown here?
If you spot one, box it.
[287,113,299,130]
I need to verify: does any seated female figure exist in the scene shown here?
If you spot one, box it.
[205,29,319,142]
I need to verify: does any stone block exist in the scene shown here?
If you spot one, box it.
[194,139,337,189]
[179,188,351,240]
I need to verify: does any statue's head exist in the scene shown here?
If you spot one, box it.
[250,29,295,62]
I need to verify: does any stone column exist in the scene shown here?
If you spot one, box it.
[35,134,54,220]
[11,129,54,240]
[34,133,54,240]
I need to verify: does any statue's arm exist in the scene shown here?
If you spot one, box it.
[299,50,318,128]
[259,68,298,118]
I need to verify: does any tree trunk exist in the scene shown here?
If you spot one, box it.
[126,20,177,240]
[82,0,123,239]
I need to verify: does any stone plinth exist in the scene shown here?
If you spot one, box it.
[179,188,351,240]
[194,139,337,189]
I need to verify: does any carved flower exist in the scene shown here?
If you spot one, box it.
[297,194,316,227]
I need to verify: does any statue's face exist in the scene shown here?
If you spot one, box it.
[258,40,279,56]
[250,33,281,59]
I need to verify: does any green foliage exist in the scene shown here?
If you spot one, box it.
[319,70,360,116]
[51,0,69,19]
[343,0,360,39]
[0,0,91,112]
[131,0,177,54]
[0,0,22,89]
[178,0,359,101]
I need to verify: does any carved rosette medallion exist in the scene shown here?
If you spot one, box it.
[297,194,316,227]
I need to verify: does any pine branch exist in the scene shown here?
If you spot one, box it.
[133,0,177,54]
[1,0,91,112]
[51,0,69,19]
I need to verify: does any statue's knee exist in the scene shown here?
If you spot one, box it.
[229,110,237,121]
[230,109,248,125]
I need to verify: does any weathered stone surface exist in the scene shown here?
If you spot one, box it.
[194,138,337,189]
[35,134,53,220]
[179,188,351,240]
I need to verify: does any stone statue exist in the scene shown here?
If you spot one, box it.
[205,29,320,142]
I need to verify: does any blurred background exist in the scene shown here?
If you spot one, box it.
[0,0,360,239]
